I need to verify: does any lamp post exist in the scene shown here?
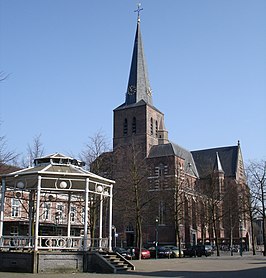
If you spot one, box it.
[239,219,243,256]
[155,217,159,259]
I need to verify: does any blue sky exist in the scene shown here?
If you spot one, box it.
[0,0,265,163]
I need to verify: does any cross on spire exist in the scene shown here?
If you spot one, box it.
[134,3,143,21]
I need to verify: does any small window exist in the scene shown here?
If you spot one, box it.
[132,117,136,134]
[123,118,128,135]
[155,121,158,137]
[11,198,20,217]
[150,118,153,135]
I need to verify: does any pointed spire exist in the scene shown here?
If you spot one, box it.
[125,5,153,106]
[158,118,169,145]
[213,152,224,173]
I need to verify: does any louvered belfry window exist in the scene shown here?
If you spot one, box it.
[132,117,136,134]
[123,118,128,135]
[150,117,153,135]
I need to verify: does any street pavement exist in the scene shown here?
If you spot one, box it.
[0,253,265,278]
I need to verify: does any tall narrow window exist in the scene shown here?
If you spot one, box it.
[43,202,51,221]
[81,208,85,224]
[70,206,76,223]
[123,118,128,135]
[56,203,64,223]
[159,201,166,225]
[155,120,158,137]
[150,117,153,135]
[132,117,136,134]
[11,198,20,217]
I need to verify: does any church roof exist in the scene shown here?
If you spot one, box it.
[124,13,152,106]
[191,146,238,178]
[148,142,199,178]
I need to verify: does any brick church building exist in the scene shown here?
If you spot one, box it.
[94,12,250,250]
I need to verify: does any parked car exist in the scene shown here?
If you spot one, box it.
[128,247,151,259]
[183,245,212,257]
[164,245,184,258]
[148,246,172,258]
[113,247,132,259]
[204,244,214,255]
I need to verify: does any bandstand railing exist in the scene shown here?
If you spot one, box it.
[0,236,109,251]
[0,236,34,250]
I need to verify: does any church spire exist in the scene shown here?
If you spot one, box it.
[125,4,153,106]
[213,152,224,173]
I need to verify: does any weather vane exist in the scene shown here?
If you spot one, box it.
[134,3,143,20]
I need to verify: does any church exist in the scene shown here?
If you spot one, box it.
[95,10,250,251]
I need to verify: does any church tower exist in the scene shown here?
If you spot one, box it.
[113,9,167,157]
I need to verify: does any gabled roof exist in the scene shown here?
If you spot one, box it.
[148,142,199,178]
[191,146,238,178]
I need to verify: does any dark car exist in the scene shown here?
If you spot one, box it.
[164,245,184,258]
[148,246,172,258]
[183,245,212,257]
[113,247,132,259]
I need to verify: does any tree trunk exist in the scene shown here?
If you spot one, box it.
[212,211,220,256]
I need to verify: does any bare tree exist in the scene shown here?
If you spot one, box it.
[198,173,225,256]
[80,131,111,246]
[21,134,44,167]
[114,140,152,259]
[172,166,194,257]
[242,186,257,255]
[0,128,18,173]
[246,160,266,256]
[80,130,110,172]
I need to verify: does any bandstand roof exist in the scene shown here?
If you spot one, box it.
[2,153,115,191]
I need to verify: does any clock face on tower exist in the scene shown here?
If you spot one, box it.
[147,87,152,96]
[128,85,136,95]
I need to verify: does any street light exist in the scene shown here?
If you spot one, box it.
[155,216,159,259]
[239,219,243,256]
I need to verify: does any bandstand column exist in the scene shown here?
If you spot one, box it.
[99,192,103,250]
[108,184,113,252]
[83,178,89,251]
[67,192,71,238]
[0,178,6,243]
[28,191,34,239]
[34,176,41,251]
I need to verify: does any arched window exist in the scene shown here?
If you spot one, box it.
[150,117,153,135]
[155,120,158,137]
[132,117,136,134]
[123,118,128,135]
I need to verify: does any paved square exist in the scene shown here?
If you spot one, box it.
[0,254,265,278]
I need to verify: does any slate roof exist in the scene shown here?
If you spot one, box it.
[191,146,238,178]
[148,142,199,178]
[125,17,152,106]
